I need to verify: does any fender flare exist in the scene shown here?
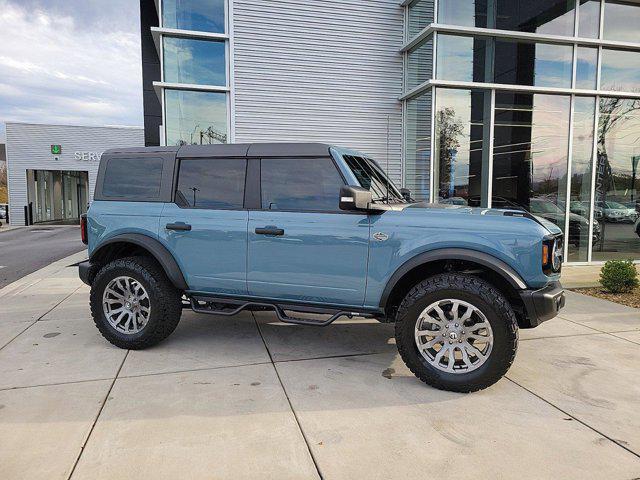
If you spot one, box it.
[379,248,528,309]
[90,233,189,290]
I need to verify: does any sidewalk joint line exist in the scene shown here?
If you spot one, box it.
[505,376,640,460]
[0,377,113,392]
[67,349,130,480]
[252,312,324,480]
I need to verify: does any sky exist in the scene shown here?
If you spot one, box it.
[0,0,143,144]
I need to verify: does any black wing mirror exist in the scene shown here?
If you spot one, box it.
[400,188,412,201]
[339,185,373,211]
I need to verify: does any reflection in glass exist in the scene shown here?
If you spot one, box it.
[434,88,491,206]
[436,34,490,83]
[578,0,601,38]
[405,93,432,201]
[163,37,226,86]
[164,89,227,146]
[407,37,433,90]
[592,97,640,260]
[492,93,570,236]
[600,49,640,93]
[603,0,640,43]
[575,46,598,89]
[176,159,245,209]
[409,0,435,38]
[494,40,573,88]
[437,0,575,35]
[162,0,225,33]
[568,97,597,261]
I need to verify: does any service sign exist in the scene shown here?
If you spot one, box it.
[74,151,103,161]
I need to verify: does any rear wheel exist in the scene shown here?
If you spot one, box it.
[395,273,518,393]
[90,256,182,349]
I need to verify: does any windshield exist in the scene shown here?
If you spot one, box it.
[530,199,562,214]
[343,155,405,203]
[605,201,626,209]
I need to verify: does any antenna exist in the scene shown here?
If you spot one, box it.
[386,115,390,204]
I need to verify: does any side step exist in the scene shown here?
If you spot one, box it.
[189,295,375,327]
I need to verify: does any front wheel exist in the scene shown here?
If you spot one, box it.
[90,256,182,350]
[395,273,518,393]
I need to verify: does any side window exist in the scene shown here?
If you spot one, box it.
[261,157,345,211]
[176,158,246,209]
[103,157,164,200]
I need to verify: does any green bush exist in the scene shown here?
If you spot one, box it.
[600,260,639,293]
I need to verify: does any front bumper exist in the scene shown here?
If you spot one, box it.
[519,281,565,328]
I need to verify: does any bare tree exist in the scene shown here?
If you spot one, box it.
[436,107,463,198]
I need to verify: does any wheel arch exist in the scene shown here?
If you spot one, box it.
[89,233,188,290]
[380,248,528,323]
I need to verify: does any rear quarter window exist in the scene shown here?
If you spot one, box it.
[102,157,164,200]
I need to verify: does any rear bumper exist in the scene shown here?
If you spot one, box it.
[519,281,565,328]
[78,260,93,286]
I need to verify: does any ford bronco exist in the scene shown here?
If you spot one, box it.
[79,143,565,392]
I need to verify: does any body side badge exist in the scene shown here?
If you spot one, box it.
[373,232,389,242]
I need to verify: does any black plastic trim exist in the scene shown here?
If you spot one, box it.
[518,281,565,328]
[379,248,529,309]
[90,233,188,290]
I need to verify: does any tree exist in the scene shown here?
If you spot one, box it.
[436,107,463,198]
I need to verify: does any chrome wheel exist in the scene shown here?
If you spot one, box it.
[414,299,493,374]
[102,276,151,335]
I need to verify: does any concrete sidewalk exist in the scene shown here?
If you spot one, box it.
[0,255,639,479]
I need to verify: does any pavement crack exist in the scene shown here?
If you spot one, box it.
[252,312,324,480]
[66,349,130,479]
[505,376,640,460]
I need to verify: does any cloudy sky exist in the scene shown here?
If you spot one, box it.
[0,0,143,143]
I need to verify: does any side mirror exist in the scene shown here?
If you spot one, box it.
[339,185,373,211]
[400,188,412,201]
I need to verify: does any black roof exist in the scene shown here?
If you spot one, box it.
[104,142,333,158]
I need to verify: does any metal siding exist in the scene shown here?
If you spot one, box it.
[232,0,404,184]
[6,123,144,226]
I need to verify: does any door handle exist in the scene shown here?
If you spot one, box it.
[255,226,284,236]
[166,222,192,231]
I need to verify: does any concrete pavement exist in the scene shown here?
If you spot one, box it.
[0,254,639,479]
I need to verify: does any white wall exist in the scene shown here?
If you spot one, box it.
[232,0,405,184]
[6,123,144,225]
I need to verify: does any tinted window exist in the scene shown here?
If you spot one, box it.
[261,158,344,211]
[176,159,246,209]
[103,157,164,199]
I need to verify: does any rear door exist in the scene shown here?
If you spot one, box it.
[247,156,370,306]
[159,157,248,295]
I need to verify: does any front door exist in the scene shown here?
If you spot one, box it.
[247,157,369,306]
[159,157,248,295]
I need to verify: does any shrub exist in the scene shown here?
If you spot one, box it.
[600,260,639,294]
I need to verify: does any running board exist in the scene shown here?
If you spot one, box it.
[189,295,374,326]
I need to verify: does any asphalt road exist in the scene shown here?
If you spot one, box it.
[0,226,86,288]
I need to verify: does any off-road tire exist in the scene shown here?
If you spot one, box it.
[90,256,182,349]
[395,273,518,393]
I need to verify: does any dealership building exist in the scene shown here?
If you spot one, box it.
[5,123,143,226]
[140,0,639,264]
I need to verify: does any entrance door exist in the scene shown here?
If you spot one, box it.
[159,157,248,294]
[247,157,370,306]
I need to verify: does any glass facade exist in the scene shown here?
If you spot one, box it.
[403,0,640,263]
[27,170,88,224]
[160,0,229,144]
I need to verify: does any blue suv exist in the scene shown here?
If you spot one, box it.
[79,143,565,392]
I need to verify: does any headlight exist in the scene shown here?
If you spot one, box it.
[542,236,563,274]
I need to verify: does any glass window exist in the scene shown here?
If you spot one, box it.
[405,92,432,201]
[163,37,226,86]
[436,34,490,83]
[600,48,640,93]
[575,46,598,89]
[408,0,435,38]
[261,158,344,211]
[603,0,640,43]
[103,157,164,199]
[434,88,491,206]
[343,155,404,203]
[492,93,570,234]
[568,97,597,261]
[162,0,225,33]
[176,159,245,209]
[578,0,601,38]
[164,89,227,146]
[494,39,573,88]
[407,37,433,90]
[592,97,640,260]
[438,0,575,35]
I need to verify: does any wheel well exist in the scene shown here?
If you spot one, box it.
[383,259,526,326]
[91,241,156,265]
